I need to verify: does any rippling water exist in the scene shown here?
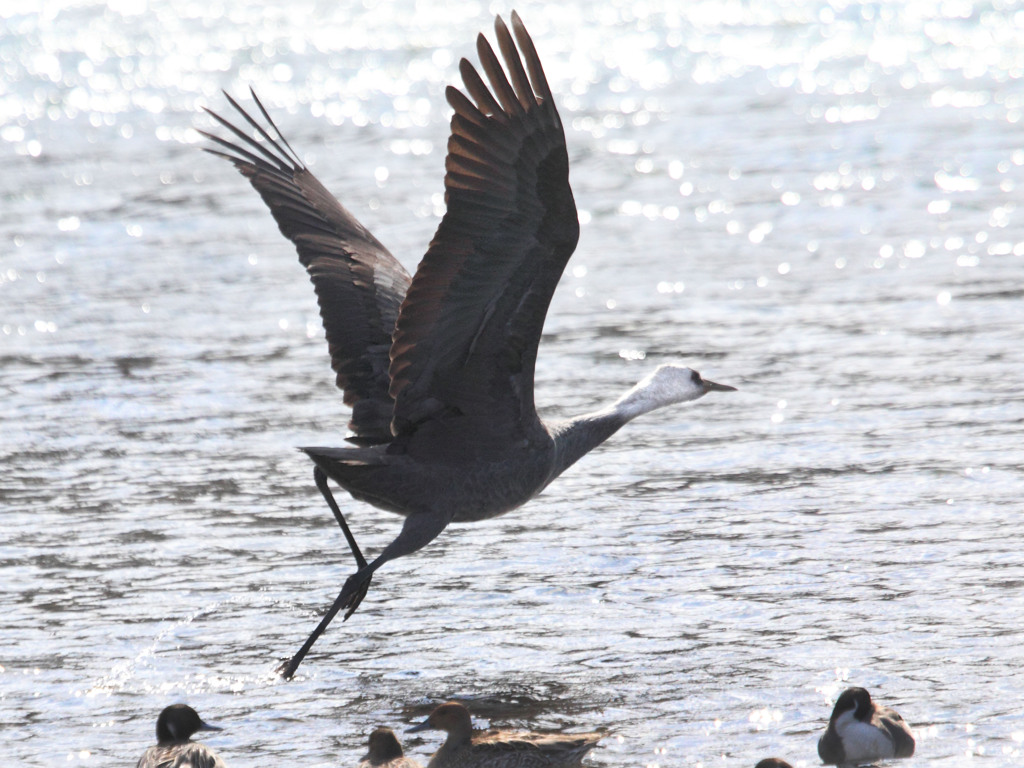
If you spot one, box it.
[3,1,1024,766]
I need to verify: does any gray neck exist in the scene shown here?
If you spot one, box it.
[547,408,629,485]
[546,369,705,487]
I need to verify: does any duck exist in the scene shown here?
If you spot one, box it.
[754,759,792,768]
[406,701,601,768]
[136,704,225,768]
[359,727,423,768]
[817,687,915,766]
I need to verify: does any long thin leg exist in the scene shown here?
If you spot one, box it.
[278,509,453,679]
[278,577,356,679]
[277,470,373,679]
[314,467,367,569]
[313,468,370,615]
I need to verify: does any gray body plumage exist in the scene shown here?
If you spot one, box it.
[137,742,226,768]
[304,433,556,524]
[304,406,624,524]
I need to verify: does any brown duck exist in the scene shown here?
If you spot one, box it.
[406,702,600,768]
[359,727,422,768]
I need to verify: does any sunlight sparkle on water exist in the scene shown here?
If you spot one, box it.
[748,707,783,729]
[5,1,1024,766]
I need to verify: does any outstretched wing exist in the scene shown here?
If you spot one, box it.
[388,12,579,450]
[201,91,411,445]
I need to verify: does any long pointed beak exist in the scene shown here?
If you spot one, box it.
[406,720,433,734]
[198,721,223,732]
[703,378,737,393]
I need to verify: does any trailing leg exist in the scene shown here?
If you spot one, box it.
[278,508,453,679]
[314,467,367,569]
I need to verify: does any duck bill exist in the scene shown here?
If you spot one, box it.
[406,720,433,733]
[198,721,223,732]
[703,378,737,393]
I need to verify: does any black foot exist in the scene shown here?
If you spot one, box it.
[342,571,372,621]
[276,570,375,680]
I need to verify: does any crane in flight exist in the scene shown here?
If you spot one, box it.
[202,12,735,678]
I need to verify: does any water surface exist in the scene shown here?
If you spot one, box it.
[3,1,1024,765]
